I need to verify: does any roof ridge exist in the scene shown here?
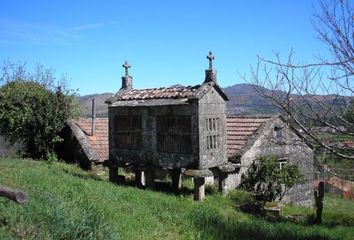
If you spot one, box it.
[126,85,199,92]
[227,116,273,119]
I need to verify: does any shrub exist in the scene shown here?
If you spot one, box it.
[239,156,304,205]
[0,62,78,159]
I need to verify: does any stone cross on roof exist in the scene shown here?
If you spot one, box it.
[122,60,131,76]
[207,51,215,70]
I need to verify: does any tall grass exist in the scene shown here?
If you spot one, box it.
[0,158,353,239]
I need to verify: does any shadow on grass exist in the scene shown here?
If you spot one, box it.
[58,166,105,182]
[190,208,333,240]
[113,179,195,196]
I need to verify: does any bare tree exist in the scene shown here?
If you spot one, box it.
[247,0,354,180]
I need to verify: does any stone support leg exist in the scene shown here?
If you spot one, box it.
[218,172,228,196]
[171,169,182,193]
[194,177,206,201]
[144,170,155,189]
[109,166,119,183]
[135,170,145,188]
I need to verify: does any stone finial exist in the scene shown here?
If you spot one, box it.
[204,51,217,83]
[121,60,133,90]
[122,60,131,77]
[207,51,215,70]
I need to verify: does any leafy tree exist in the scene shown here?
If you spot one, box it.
[0,61,78,159]
[240,156,304,204]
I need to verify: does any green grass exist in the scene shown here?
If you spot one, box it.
[282,195,354,226]
[0,158,353,239]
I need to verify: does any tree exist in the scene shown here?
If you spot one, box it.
[239,156,304,204]
[0,61,78,159]
[247,0,354,179]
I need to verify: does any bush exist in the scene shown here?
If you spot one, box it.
[239,156,304,205]
[0,62,78,159]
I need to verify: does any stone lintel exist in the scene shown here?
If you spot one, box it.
[184,169,213,178]
[217,164,236,173]
[232,163,241,169]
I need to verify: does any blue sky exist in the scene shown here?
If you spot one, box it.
[1,0,330,95]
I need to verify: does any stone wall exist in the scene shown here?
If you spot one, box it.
[198,86,228,169]
[225,118,314,206]
[109,103,199,169]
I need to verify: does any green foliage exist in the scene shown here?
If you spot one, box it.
[228,190,262,213]
[0,158,353,240]
[240,156,304,203]
[0,62,78,159]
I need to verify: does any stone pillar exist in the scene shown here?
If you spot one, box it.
[171,169,182,193]
[135,169,145,188]
[194,177,206,201]
[109,166,119,183]
[144,170,155,189]
[218,172,228,196]
[184,169,213,202]
[217,164,236,196]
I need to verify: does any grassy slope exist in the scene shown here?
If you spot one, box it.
[0,158,353,240]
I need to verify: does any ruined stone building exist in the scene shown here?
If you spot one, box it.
[58,117,108,170]
[226,116,313,206]
[60,52,314,204]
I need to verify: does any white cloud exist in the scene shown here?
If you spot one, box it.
[0,19,79,46]
[70,23,105,31]
[0,19,119,47]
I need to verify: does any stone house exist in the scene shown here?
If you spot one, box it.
[226,116,314,206]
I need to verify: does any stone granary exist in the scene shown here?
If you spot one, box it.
[105,52,237,200]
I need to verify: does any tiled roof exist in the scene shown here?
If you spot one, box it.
[75,118,109,162]
[116,86,199,101]
[226,117,271,158]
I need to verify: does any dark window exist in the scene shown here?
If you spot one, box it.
[157,116,191,154]
[205,117,220,150]
[274,126,283,138]
[114,116,142,150]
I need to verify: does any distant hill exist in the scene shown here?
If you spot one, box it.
[76,93,113,117]
[223,83,280,115]
[76,83,349,117]
[76,84,278,117]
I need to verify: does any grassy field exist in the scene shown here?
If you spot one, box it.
[0,158,353,240]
